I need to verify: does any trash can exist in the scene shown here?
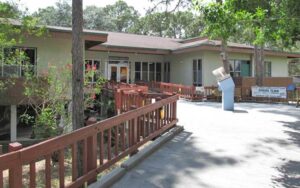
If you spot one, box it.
[212,67,235,111]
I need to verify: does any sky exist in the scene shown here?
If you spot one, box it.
[1,0,153,15]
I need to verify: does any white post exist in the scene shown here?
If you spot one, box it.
[10,105,17,142]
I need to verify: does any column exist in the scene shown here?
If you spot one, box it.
[10,105,17,142]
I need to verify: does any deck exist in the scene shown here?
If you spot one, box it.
[111,101,300,188]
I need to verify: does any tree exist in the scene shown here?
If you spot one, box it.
[148,0,192,13]
[72,0,84,177]
[194,1,237,73]
[130,11,203,38]
[166,11,204,38]
[103,0,140,32]
[0,2,44,90]
[33,0,72,27]
[83,6,115,30]
[228,0,299,85]
[130,12,169,36]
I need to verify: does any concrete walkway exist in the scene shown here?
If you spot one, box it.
[111,101,300,188]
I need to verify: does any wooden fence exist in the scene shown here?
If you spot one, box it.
[140,81,204,101]
[0,95,178,188]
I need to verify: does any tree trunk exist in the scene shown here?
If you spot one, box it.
[72,0,84,178]
[220,39,229,74]
[254,44,264,86]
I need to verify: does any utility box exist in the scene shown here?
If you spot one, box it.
[212,67,235,111]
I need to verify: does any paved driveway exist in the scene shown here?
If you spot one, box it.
[112,101,300,188]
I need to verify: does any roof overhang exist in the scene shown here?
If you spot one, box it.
[89,45,171,55]
[48,28,108,50]
[172,44,300,58]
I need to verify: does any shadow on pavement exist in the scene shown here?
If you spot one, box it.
[112,131,239,188]
[272,120,300,188]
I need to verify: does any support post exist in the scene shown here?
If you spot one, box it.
[86,118,97,184]
[9,142,22,188]
[10,105,17,142]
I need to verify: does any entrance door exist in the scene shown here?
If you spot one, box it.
[241,61,251,77]
[108,64,129,83]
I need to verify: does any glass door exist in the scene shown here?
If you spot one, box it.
[109,66,118,82]
[108,64,129,83]
[120,66,128,83]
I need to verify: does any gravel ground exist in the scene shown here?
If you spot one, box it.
[111,101,300,188]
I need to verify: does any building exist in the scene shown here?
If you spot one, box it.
[1,25,300,142]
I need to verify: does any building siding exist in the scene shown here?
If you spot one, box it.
[20,35,290,86]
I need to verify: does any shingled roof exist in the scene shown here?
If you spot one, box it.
[4,19,300,57]
[100,32,300,58]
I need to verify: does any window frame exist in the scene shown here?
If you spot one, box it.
[135,61,162,82]
[1,46,37,77]
[264,61,272,77]
[85,59,101,84]
[193,59,202,86]
[164,62,170,83]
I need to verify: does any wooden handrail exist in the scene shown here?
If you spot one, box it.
[0,95,179,188]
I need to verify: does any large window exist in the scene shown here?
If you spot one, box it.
[134,62,162,82]
[156,62,161,81]
[135,62,141,81]
[142,62,148,81]
[229,60,251,77]
[164,62,170,82]
[1,47,36,77]
[193,59,202,86]
[264,61,272,77]
[85,59,101,83]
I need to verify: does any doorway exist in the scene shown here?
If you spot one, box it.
[108,64,129,83]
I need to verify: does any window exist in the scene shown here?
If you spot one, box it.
[1,47,36,77]
[156,62,161,81]
[229,60,241,77]
[142,62,148,81]
[193,59,202,86]
[149,62,155,81]
[135,62,141,81]
[85,59,101,83]
[164,62,170,82]
[230,60,251,77]
[264,61,272,77]
[135,61,162,82]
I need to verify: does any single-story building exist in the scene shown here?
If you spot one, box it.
[3,25,300,86]
[1,24,300,142]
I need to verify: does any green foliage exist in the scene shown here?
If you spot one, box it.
[130,11,203,38]
[83,6,115,31]
[32,0,72,27]
[34,107,61,138]
[226,0,300,51]
[0,2,45,92]
[195,1,237,41]
[103,0,140,32]
[21,63,106,139]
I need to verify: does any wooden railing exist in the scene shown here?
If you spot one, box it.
[0,95,178,188]
[104,81,148,92]
[140,81,204,101]
[141,81,300,105]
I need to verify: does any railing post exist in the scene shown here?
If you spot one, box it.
[130,105,139,156]
[9,142,22,188]
[86,118,97,184]
[115,89,122,115]
[0,145,2,155]
[173,100,177,121]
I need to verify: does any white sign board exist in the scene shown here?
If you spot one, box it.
[251,86,287,99]
[195,86,205,92]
